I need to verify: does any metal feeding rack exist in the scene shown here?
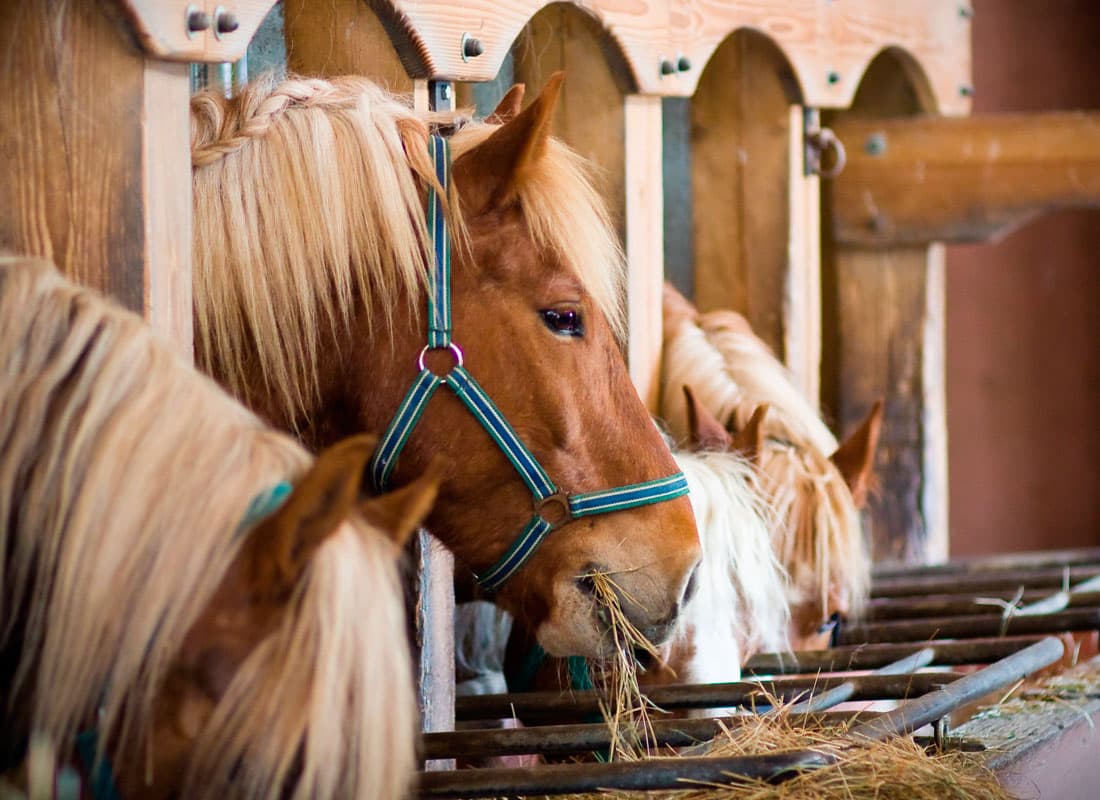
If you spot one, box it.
[420,549,1100,798]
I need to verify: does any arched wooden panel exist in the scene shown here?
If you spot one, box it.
[284,0,412,91]
[275,1,969,105]
[690,29,804,365]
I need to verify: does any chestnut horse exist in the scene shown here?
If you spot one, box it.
[0,256,438,799]
[190,75,700,657]
[661,284,881,649]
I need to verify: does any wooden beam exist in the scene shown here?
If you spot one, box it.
[117,0,277,63]
[831,112,1100,246]
[0,0,193,358]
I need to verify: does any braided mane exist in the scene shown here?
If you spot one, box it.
[192,74,625,429]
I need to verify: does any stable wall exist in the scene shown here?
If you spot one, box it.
[946,1,1100,556]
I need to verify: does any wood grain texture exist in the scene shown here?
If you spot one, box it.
[690,31,796,360]
[785,106,821,406]
[118,0,277,63]
[143,60,193,359]
[623,95,665,410]
[832,112,1100,245]
[283,0,412,91]
[0,0,146,312]
[821,51,946,565]
[310,1,970,107]
[512,5,628,234]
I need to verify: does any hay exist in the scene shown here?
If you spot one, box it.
[556,705,1015,800]
[568,573,1012,799]
[584,570,665,760]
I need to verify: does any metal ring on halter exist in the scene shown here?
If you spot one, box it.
[418,342,464,376]
[536,490,574,531]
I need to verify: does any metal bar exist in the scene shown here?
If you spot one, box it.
[836,607,1100,645]
[846,637,1065,743]
[865,591,1100,620]
[787,649,934,714]
[743,636,1045,675]
[419,749,836,797]
[454,674,955,722]
[423,711,882,760]
[873,548,1100,580]
[872,566,1100,598]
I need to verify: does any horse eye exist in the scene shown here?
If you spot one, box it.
[540,309,584,337]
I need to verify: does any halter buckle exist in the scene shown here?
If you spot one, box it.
[417,342,464,377]
[536,491,573,530]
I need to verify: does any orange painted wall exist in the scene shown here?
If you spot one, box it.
[946,1,1100,556]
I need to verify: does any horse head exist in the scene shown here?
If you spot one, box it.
[145,436,438,799]
[682,382,883,650]
[191,74,701,658]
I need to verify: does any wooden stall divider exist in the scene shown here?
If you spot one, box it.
[821,51,949,565]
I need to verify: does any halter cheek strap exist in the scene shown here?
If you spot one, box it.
[369,135,689,592]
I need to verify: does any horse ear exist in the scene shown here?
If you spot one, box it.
[250,434,377,594]
[830,399,884,508]
[684,385,731,451]
[453,72,563,214]
[485,84,526,124]
[359,460,444,548]
[731,404,769,465]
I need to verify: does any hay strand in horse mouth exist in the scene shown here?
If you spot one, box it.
[581,569,666,760]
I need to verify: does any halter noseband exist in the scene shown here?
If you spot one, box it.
[368,136,689,592]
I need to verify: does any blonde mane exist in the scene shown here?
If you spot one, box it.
[669,450,790,683]
[0,256,415,799]
[660,301,869,621]
[191,74,625,427]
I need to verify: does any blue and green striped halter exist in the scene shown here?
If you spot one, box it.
[368,135,689,592]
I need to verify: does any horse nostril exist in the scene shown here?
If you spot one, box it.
[681,563,700,606]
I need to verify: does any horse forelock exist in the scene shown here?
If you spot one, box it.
[450,124,628,345]
[191,75,434,428]
[0,257,413,797]
[761,443,870,621]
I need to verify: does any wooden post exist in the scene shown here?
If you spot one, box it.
[414,78,457,761]
[786,107,823,405]
[623,95,665,409]
[822,53,948,564]
[0,0,192,357]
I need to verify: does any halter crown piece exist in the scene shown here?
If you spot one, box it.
[368,136,689,592]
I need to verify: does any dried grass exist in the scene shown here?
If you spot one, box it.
[571,573,1012,799]
[555,704,1015,800]
[583,571,665,760]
